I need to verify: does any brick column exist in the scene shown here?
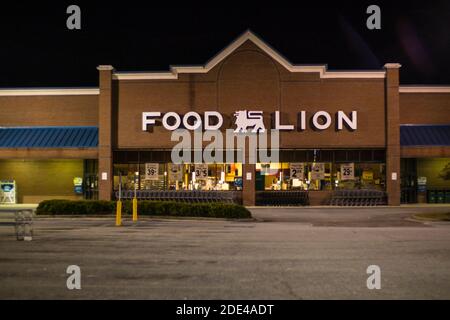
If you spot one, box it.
[242,163,256,206]
[242,140,256,206]
[97,65,114,201]
[384,63,401,206]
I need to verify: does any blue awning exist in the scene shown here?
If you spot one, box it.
[401,125,450,147]
[0,125,448,148]
[0,126,98,148]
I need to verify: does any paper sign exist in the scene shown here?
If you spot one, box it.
[311,163,325,180]
[145,163,159,180]
[169,164,183,181]
[195,164,208,180]
[290,163,304,180]
[340,163,354,180]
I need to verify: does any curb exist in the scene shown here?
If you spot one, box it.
[34,215,256,222]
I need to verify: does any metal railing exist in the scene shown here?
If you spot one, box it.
[256,191,310,206]
[114,190,242,204]
[327,189,387,206]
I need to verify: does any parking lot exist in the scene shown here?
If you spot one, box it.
[1,207,450,299]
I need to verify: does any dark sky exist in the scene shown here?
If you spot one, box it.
[0,1,449,87]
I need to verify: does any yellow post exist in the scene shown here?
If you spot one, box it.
[116,200,122,226]
[132,197,138,222]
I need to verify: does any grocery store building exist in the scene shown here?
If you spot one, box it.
[0,31,449,206]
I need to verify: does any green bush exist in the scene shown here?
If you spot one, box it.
[36,200,115,215]
[36,199,251,219]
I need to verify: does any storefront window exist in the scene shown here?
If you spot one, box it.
[113,150,386,192]
[333,163,385,191]
[255,162,385,191]
[182,163,242,191]
[113,163,139,191]
[113,162,242,191]
[256,163,288,190]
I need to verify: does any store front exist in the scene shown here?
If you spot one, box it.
[0,126,99,204]
[255,149,386,192]
[110,148,387,205]
[400,124,450,204]
[112,150,244,192]
[0,159,98,204]
[0,30,449,205]
[401,157,450,204]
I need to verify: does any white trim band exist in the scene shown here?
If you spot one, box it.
[114,72,177,80]
[399,86,450,93]
[0,88,100,96]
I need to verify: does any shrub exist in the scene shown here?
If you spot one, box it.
[36,200,114,215]
[36,199,251,219]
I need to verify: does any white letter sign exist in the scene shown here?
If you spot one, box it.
[142,112,161,131]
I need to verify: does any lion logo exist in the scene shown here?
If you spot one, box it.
[233,110,265,133]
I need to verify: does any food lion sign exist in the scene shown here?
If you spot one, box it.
[142,110,357,132]
[141,110,358,165]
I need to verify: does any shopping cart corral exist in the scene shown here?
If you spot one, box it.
[256,191,310,206]
[327,189,387,206]
[0,206,36,241]
[115,190,242,204]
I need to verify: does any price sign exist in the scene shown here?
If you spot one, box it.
[311,163,325,180]
[169,164,183,181]
[290,163,304,180]
[340,163,354,180]
[195,164,208,180]
[145,163,159,180]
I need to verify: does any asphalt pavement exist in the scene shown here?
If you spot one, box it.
[1,206,450,299]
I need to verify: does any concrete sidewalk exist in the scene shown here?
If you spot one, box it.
[248,205,450,226]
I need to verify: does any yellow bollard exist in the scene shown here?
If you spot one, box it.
[132,197,138,222]
[116,200,122,226]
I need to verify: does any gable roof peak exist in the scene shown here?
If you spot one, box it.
[113,30,387,80]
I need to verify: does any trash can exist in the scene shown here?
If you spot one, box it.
[427,190,436,203]
[14,210,33,241]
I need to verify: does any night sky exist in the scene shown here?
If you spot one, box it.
[0,1,449,87]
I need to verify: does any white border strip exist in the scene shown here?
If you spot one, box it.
[399,86,450,93]
[0,88,100,96]
[113,30,386,80]
[114,73,177,80]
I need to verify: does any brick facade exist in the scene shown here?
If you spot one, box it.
[0,31,449,205]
